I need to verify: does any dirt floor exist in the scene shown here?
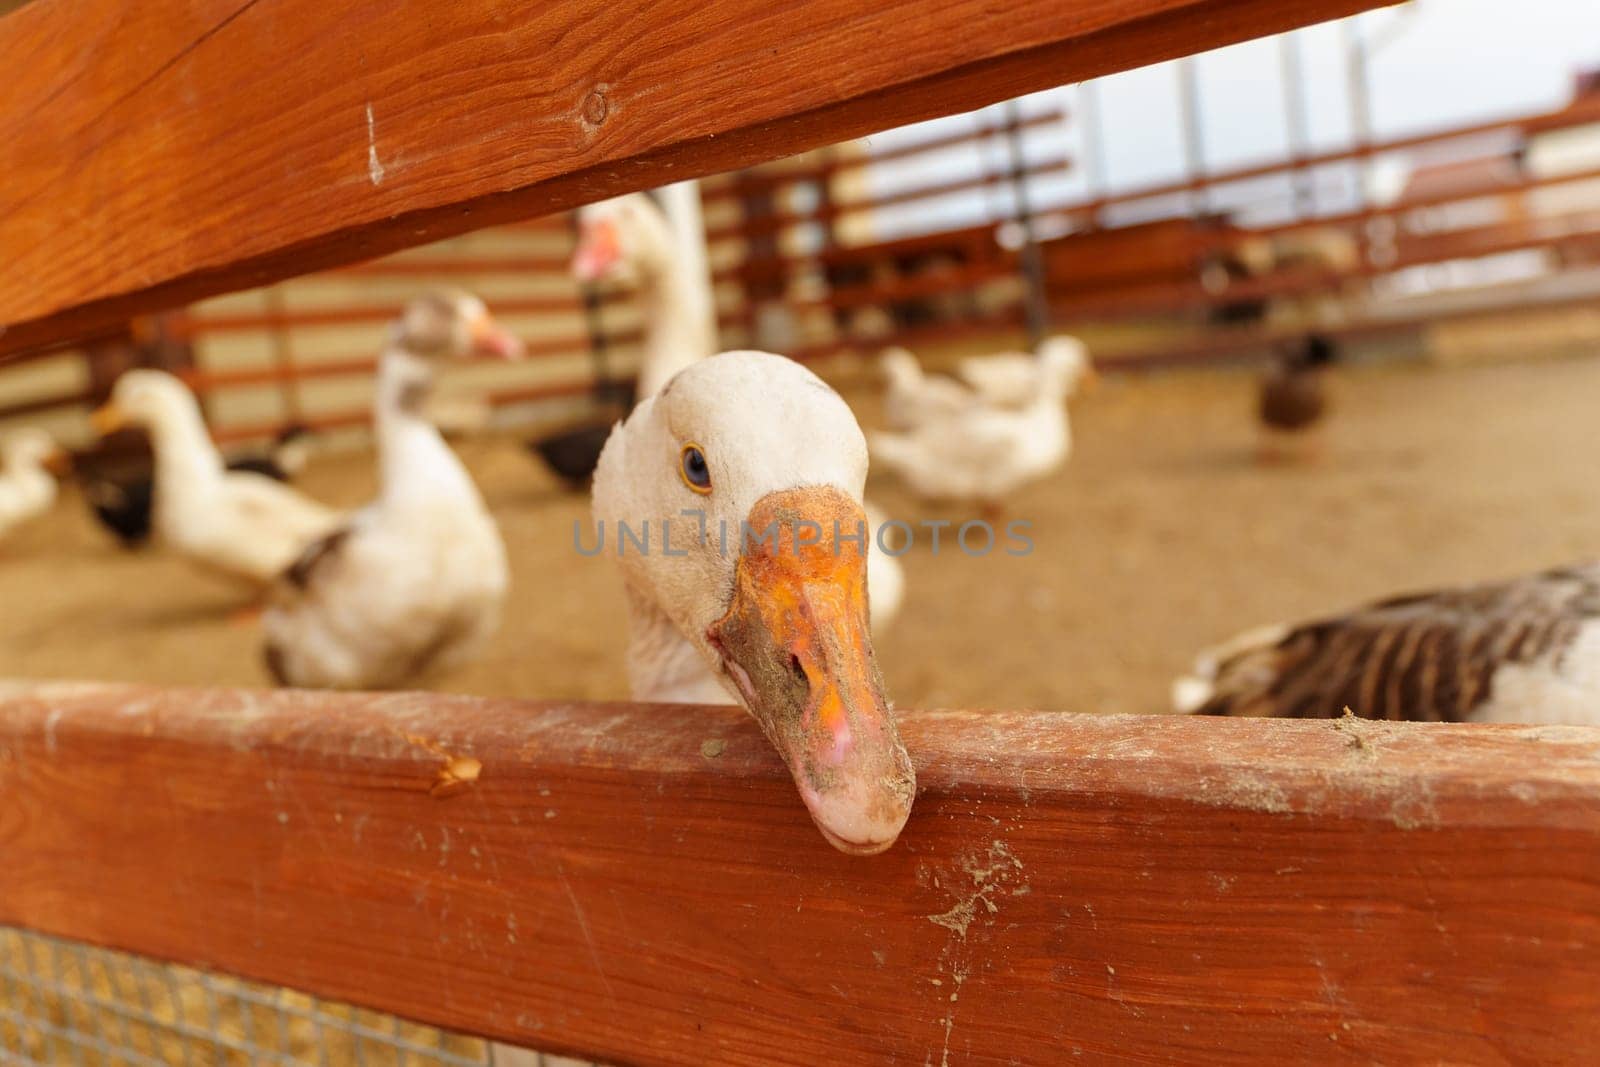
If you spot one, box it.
[7,352,1600,716]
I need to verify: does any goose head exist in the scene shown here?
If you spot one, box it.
[571,193,674,286]
[879,347,924,389]
[594,351,915,855]
[1039,336,1096,398]
[381,290,524,412]
[91,369,204,437]
[391,289,524,363]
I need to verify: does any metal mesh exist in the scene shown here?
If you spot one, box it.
[0,927,573,1067]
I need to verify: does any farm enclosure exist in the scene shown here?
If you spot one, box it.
[4,0,1600,1064]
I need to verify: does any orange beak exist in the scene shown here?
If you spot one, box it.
[707,487,915,855]
[468,312,525,361]
[90,403,125,436]
[571,218,622,283]
[1077,364,1100,395]
[43,447,73,476]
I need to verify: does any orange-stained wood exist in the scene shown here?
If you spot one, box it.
[0,682,1596,1065]
[0,0,1391,357]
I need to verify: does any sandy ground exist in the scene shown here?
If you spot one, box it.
[8,352,1600,716]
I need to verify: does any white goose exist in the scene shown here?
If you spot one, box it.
[879,347,972,432]
[262,291,523,690]
[576,192,906,628]
[880,336,1095,431]
[593,351,916,855]
[0,429,62,540]
[955,336,1096,408]
[92,371,341,585]
[869,339,1092,514]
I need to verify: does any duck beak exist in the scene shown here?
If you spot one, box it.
[1078,365,1100,395]
[572,219,622,282]
[707,486,915,855]
[43,447,72,476]
[90,403,125,436]
[469,313,525,361]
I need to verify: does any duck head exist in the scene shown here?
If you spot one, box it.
[1039,336,1097,397]
[571,193,675,286]
[91,369,203,437]
[593,351,915,855]
[392,289,524,363]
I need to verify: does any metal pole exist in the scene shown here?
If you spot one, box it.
[1344,17,1374,207]
[1177,57,1207,216]
[1001,100,1050,348]
[1077,80,1109,226]
[1279,31,1316,218]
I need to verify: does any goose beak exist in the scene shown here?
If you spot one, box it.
[90,403,125,436]
[572,219,622,282]
[469,312,524,360]
[707,486,915,855]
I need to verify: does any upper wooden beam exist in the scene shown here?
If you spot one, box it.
[1,681,1596,1065]
[0,0,1390,358]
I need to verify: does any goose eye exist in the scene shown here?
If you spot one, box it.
[679,444,712,493]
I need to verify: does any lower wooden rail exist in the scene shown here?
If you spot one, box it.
[1,682,1596,1065]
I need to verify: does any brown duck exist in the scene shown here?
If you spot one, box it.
[1257,333,1334,460]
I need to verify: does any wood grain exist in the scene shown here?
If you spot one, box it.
[0,0,1389,357]
[1,682,1596,1065]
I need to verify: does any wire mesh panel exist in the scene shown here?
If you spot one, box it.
[0,926,564,1067]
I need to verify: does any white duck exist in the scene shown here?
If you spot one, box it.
[593,351,916,855]
[576,192,906,628]
[955,336,1096,409]
[880,336,1095,431]
[93,371,341,585]
[262,291,523,689]
[879,347,973,432]
[572,191,717,399]
[0,429,62,540]
[869,339,1092,514]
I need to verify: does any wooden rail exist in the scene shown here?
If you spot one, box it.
[699,108,1068,206]
[1052,95,1600,224]
[0,0,1391,357]
[0,682,1595,1064]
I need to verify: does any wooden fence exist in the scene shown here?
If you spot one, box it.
[2,682,1596,1064]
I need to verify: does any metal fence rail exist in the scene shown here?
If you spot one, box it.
[0,927,504,1067]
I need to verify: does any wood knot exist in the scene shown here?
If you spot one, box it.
[582,89,608,127]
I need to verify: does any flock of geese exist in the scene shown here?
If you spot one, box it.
[1,191,1598,852]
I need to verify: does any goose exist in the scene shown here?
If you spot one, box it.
[527,192,717,485]
[262,291,523,690]
[570,192,906,629]
[879,347,972,432]
[593,351,916,854]
[869,339,1092,515]
[91,371,341,585]
[81,423,313,549]
[1258,333,1335,463]
[0,429,63,540]
[1172,564,1600,724]
[880,337,1094,431]
[955,336,1097,409]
